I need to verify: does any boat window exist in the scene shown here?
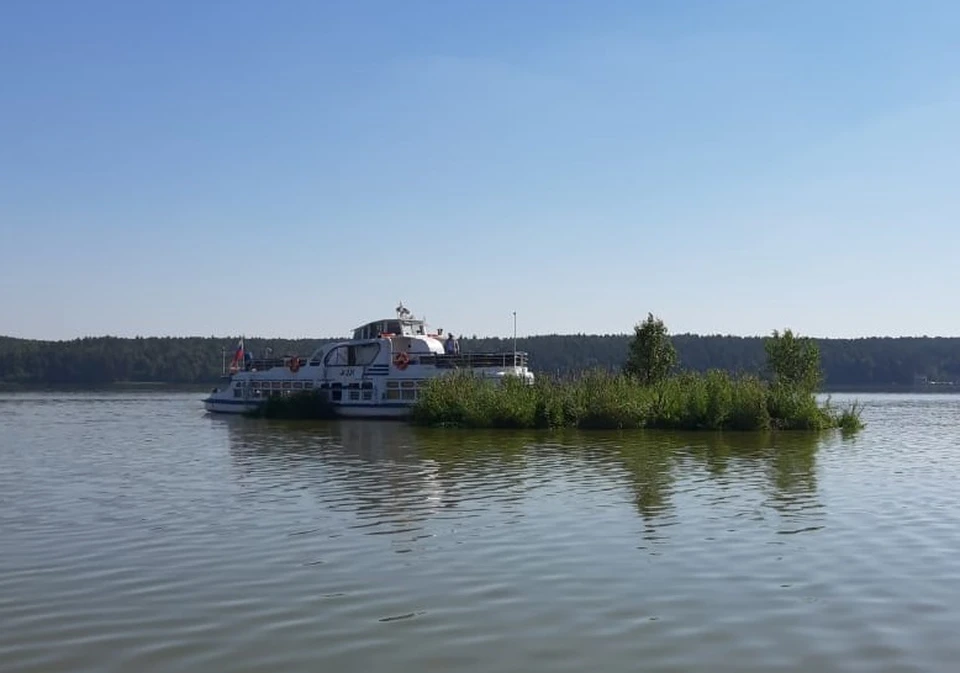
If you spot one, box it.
[401,389,416,401]
[361,381,373,389]
[324,343,381,366]
[353,343,380,366]
[293,381,303,389]
[332,388,342,402]
[324,345,356,366]
[349,390,360,401]
[356,322,386,339]
[304,381,313,389]
[325,346,349,366]
[362,390,372,401]
[282,381,291,389]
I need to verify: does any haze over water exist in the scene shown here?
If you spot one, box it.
[2,391,959,672]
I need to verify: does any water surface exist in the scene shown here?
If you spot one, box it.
[2,392,959,672]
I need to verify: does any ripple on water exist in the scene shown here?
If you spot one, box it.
[2,392,960,672]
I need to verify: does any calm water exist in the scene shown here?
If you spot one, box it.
[2,392,960,672]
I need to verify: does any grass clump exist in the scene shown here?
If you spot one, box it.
[243,390,337,420]
[411,372,540,428]
[824,397,866,433]
[411,369,864,432]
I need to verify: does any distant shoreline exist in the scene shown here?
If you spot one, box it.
[3,333,959,390]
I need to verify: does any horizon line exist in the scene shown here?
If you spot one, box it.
[4,331,960,343]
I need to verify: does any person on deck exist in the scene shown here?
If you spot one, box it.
[445,333,457,354]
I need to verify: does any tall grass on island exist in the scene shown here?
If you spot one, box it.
[412,316,865,432]
[411,370,863,431]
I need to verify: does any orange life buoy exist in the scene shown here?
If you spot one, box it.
[393,351,410,370]
[289,356,300,373]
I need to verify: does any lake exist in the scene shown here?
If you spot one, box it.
[1,391,959,672]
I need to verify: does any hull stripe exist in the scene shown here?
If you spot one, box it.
[203,398,413,409]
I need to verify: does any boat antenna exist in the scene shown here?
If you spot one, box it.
[513,311,517,367]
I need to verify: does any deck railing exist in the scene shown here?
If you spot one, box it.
[230,351,528,374]
[233,356,305,373]
[416,351,528,369]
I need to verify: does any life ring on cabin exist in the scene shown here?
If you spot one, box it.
[393,351,410,370]
[289,356,300,373]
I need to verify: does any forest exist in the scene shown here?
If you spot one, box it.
[2,331,960,388]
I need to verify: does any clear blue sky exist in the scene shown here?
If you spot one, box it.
[3,0,959,340]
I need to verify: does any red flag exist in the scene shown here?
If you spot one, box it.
[230,337,244,369]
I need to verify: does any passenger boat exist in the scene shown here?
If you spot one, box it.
[203,304,534,417]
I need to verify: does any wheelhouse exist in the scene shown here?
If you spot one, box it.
[352,317,430,339]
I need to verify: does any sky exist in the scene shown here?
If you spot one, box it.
[2,0,959,340]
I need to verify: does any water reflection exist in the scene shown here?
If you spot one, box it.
[8,393,960,673]
[668,431,822,514]
[639,431,823,534]
[220,418,828,536]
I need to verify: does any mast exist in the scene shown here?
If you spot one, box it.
[513,311,517,367]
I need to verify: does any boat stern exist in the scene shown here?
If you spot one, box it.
[203,386,261,415]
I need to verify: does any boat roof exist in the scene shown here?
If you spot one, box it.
[351,303,434,339]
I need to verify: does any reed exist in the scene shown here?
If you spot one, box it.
[243,390,338,420]
[411,369,864,431]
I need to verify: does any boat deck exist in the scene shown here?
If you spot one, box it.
[232,351,528,373]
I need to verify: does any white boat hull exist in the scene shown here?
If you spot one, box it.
[203,396,412,419]
[203,398,262,415]
[333,404,410,419]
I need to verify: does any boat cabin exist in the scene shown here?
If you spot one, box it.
[351,304,436,340]
[352,318,429,340]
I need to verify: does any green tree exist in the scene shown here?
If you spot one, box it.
[623,313,678,385]
[764,328,823,392]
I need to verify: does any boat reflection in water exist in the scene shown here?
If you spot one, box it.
[218,416,829,540]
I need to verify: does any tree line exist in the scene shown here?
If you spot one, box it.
[1,329,959,387]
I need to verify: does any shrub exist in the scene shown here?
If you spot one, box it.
[244,390,337,420]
